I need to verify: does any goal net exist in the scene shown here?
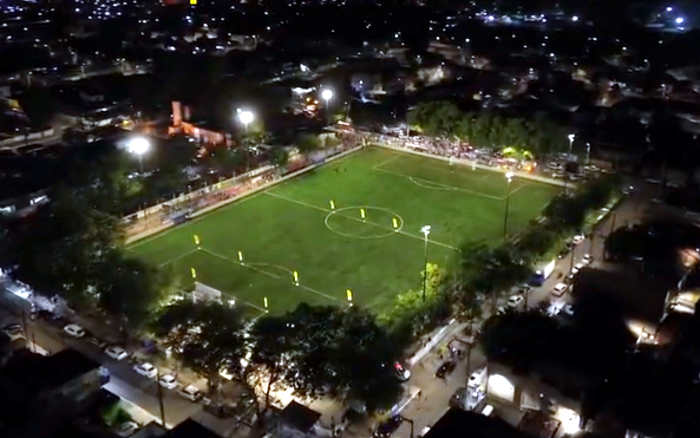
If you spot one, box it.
[192,281,223,304]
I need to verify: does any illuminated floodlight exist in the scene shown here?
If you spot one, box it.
[320,88,334,104]
[236,108,255,130]
[126,136,150,172]
[675,16,685,25]
[572,15,579,22]
[126,136,150,156]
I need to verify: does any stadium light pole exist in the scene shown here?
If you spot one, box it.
[320,88,334,107]
[127,136,150,173]
[320,87,333,123]
[567,133,576,155]
[236,108,255,133]
[503,172,514,238]
[421,225,431,303]
[586,142,591,164]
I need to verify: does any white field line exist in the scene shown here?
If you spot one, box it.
[200,247,341,304]
[126,145,365,246]
[372,164,505,201]
[158,248,198,268]
[263,190,459,251]
[373,142,570,188]
[371,154,401,171]
[127,192,265,250]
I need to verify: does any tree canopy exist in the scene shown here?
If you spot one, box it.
[407,101,569,156]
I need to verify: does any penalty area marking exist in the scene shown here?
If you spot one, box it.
[158,248,198,268]
[199,247,341,304]
[372,165,503,201]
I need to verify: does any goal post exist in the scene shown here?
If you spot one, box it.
[192,281,223,304]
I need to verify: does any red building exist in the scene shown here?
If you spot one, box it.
[168,101,232,147]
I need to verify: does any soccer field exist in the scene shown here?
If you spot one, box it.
[128,147,560,316]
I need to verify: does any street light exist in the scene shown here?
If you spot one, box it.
[126,136,150,173]
[236,108,255,132]
[320,88,334,123]
[567,133,576,154]
[586,142,591,164]
[503,172,514,238]
[421,225,431,303]
[320,87,334,105]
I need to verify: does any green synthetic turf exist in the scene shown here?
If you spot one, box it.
[128,147,560,315]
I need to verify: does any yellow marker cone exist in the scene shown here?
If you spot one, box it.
[193,234,200,246]
[346,289,353,303]
[237,250,244,263]
[263,297,268,309]
[392,217,399,230]
[293,270,299,285]
[360,208,366,220]
[190,267,197,279]
[329,200,335,210]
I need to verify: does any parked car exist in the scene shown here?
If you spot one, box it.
[436,361,457,379]
[573,262,585,273]
[159,373,178,390]
[87,337,107,349]
[562,304,575,317]
[63,324,86,338]
[551,283,568,297]
[2,323,24,341]
[507,295,524,308]
[178,384,203,401]
[133,362,157,379]
[581,253,592,265]
[105,345,128,361]
[373,415,402,438]
[572,234,585,245]
[115,421,139,437]
[546,301,564,317]
[450,386,469,409]
[393,361,411,382]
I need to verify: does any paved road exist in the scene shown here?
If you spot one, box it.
[0,178,651,438]
[0,288,207,429]
[350,181,652,438]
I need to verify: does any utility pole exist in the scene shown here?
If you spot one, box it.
[399,415,414,438]
[156,369,166,428]
[466,343,472,379]
[569,245,575,275]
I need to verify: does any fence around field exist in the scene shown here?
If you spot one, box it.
[368,133,571,188]
[124,144,363,244]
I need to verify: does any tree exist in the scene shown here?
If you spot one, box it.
[97,255,176,333]
[271,148,289,167]
[296,133,322,152]
[151,301,247,395]
[248,312,299,414]
[208,147,248,175]
[19,87,57,127]
[378,263,450,343]
[9,187,122,308]
[518,225,559,259]
[249,304,403,413]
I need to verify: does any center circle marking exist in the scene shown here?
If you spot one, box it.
[324,206,404,239]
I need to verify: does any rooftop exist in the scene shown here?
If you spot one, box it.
[280,400,322,432]
[423,408,530,438]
